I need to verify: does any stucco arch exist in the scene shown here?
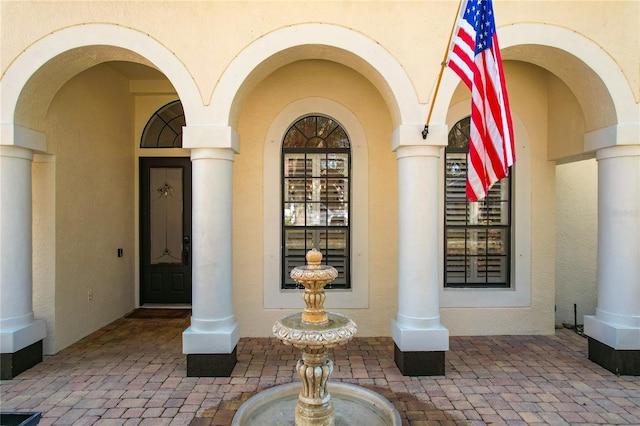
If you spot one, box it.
[0,23,203,139]
[431,22,637,142]
[209,23,422,129]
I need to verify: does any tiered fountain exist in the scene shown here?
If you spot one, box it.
[232,249,400,425]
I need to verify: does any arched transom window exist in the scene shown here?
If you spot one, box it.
[281,115,351,289]
[140,100,184,148]
[445,117,512,288]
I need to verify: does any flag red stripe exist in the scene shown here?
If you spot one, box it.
[479,53,508,179]
[449,29,475,88]
[473,58,502,185]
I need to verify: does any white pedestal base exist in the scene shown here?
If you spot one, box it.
[182,323,239,354]
[0,319,46,353]
[391,320,449,352]
[584,315,640,350]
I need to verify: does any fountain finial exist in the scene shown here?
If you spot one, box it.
[306,248,322,269]
[289,249,338,324]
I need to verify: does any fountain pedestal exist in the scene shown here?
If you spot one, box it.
[296,350,333,424]
[274,310,357,425]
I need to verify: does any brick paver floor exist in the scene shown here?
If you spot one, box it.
[1,315,638,425]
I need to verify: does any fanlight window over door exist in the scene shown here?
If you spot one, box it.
[140,100,184,148]
[445,117,512,288]
[282,115,351,289]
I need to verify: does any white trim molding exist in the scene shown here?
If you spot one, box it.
[210,23,422,127]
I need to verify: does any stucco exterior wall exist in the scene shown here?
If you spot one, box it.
[547,73,588,162]
[555,159,598,327]
[44,65,136,352]
[32,156,57,353]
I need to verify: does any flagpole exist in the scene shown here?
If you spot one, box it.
[422,0,463,139]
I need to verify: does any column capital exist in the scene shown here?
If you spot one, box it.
[32,153,56,164]
[182,125,240,152]
[190,147,236,162]
[0,145,33,161]
[392,123,448,152]
[596,144,640,161]
[0,124,46,153]
[395,144,442,160]
[584,122,640,153]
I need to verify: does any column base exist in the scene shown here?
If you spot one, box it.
[584,315,640,375]
[394,344,445,376]
[183,323,239,377]
[1,340,43,379]
[391,320,448,376]
[187,347,237,377]
[588,337,640,376]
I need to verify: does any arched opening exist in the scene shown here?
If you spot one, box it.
[209,23,422,129]
[4,29,194,353]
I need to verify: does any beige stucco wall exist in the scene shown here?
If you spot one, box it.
[555,159,598,327]
[547,73,589,162]
[43,64,136,352]
[32,156,57,353]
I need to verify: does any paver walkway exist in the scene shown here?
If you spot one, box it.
[1,315,638,425]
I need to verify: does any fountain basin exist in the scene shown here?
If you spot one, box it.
[231,382,401,425]
[273,312,357,349]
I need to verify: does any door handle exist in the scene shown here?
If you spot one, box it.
[183,246,190,265]
[183,236,190,265]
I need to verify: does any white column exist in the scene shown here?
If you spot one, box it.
[0,146,46,355]
[391,125,449,352]
[182,127,239,355]
[584,144,640,350]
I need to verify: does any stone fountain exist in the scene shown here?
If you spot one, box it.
[232,249,400,425]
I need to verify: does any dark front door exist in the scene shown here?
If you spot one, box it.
[140,157,192,304]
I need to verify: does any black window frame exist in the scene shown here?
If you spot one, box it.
[281,115,351,290]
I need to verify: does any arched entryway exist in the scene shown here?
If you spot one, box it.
[0,24,201,378]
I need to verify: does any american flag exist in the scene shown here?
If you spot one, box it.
[447,0,515,202]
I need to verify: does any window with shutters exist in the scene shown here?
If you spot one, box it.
[281,115,351,289]
[445,117,511,288]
